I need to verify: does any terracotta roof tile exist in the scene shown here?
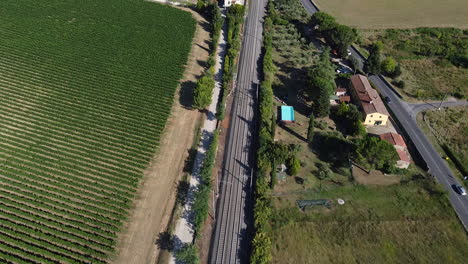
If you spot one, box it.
[350,75,389,116]
[379,132,407,147]
[396,148,411,162]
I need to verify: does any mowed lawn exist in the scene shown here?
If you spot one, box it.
[314,0,468,28]
[0,0,194,263]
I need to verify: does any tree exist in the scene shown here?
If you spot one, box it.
[309,12,337,35]
[308,48,335,84]
[307,114,315,143]
[192,75,215,110]
[313,84,331,117]
[316,163,332,190]
[364,43,382,74]
[349,56,360,73]
[328,25,358,57]
[307,47,336,99]
[335,102,349,118]
[381,57,397,75]
[355,136,398,171]
[387,64,402,78]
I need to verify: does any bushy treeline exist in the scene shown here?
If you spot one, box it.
[192,131,219,235]
[216,4,246,119]
[364,41,402,78]
[192,3,223,110]
[385,28,468,68]
[250,1,276,263]
[309,12,358,57]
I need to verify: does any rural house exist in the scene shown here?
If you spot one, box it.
[349,75,389,126]
[379,132,411,169]
[330,87,351,105]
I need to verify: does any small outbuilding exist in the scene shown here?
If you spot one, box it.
[280,106,295,123]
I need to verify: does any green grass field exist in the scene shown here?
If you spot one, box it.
[0,0,195,262]
[314,0,468,29]
[269,179,468,264]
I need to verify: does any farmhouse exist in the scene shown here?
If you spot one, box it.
[379,132,411,169]
[349,74,389,126]
[330,87,351,105]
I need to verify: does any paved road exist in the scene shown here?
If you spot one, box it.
[301,0,468,231]
[408,100,468,115]
[209,0,266,263]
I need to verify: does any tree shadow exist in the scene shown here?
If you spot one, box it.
[179,80,196,108]
[155,231,174,251]
[197,59,209,69]
[279,122,307,142]
[183,148,198,173]
[311,132,354,167]
[176,180,190,206]
[273,62,312,117]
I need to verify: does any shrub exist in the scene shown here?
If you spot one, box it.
[192,75,215,110]
[287,156,301,176]
[392,79,405,89]
[176,244,200,264]
[381,57,397,74]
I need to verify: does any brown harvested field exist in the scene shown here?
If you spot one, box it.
[314,0,468,29]
[113,7,208,264]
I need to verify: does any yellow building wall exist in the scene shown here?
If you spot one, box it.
[363,113,388,126]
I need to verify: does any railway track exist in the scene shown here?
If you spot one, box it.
[209,0,266,263]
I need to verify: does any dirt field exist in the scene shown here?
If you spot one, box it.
[113,7,209,264]
[314,0,468,29]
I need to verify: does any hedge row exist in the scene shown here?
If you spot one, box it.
[192,4,224,110]
[216,4,246,120]
[192,130,219,236]
[250,1,276,263]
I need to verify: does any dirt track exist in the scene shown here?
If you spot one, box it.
[113,7,209,264]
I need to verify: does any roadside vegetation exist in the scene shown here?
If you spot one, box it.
[418,106,468,184]
[252,0,468,263]
[359,28,468,100]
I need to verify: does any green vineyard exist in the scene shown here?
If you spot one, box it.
[0,0,195,262]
